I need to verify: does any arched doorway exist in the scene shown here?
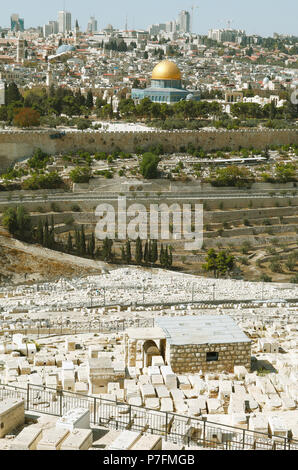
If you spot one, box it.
[143,340,161,367]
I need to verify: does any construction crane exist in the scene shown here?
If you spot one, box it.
[226,19,233,29]
[190,5,199,33]
[218,19,234,30]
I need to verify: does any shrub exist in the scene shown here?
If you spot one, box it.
[71,204,81,212]
[260,274,272,282]
[21,172,63,190]
[69,167,91,183]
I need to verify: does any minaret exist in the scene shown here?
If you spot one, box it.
[16,34,25,63]
[46,61,53,87]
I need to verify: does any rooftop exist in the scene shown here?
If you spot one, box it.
[155,315,251,346]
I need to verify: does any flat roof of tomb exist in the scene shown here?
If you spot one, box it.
[155,315,251,346]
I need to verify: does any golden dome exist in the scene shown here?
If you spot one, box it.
[151,60,182,80]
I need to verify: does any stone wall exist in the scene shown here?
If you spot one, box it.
[168,341,251,374]
[0,399,25,438]
[1,128,298,171]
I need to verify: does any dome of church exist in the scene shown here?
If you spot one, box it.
[56,44,76,54]
[152,60,182,81]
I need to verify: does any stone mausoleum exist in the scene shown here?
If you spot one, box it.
[131,59,200,104]
[125,315,251,374]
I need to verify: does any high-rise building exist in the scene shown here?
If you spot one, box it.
[43,21,59,37]
[87,16,98,33]
[178,10,190,34]
[49,21,59,35]
[166,21,176,33]
[208,28,246,43]
[11,14,25,32]
[58,11,72,34]
[148,24,166,36]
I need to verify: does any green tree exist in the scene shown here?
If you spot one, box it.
[144,241,149,264]
[151,240,158,264]
[209,165,253,188]
[67,232,73,253]
[102,237,113,261]
[139,152,160,179]
[86,90,94,109]
[80,225,86,255]
[203,249,235,278]
[135,236,143,264]
[2,207,18,235]
[43,218,50,247]
[75,229,81,251]
[121,245,126,262]
[69,166,91,183]
[125,240,132,264]
[5,82,23,105]
[89,232,95,258]
[3,206,31,241]
[36,218,44,245]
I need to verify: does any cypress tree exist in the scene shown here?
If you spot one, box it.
[80,225,86,255]
[43,218,49,248]
[168,246,173,267]
[126,240,132,264]
[6,82,22,105]
[121,245,126,262]
[75,88,86,106]
[49,215,55,248]
[144,241,149,264]
[135,236,143,265]
[152,240,158,264]
[86,90,94,108]
[160,244,164,266]
[75,229,80,252]
[67,233,73,253]
[90,232,95,258]
[102,237,113,261]
[36,218,44,245]
[164,245,169,268]
[148,240,153,263]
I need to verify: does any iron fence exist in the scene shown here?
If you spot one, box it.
[0,383,297,451]
[0,317,155,338]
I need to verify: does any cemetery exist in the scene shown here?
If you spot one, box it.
[0,267,297,450]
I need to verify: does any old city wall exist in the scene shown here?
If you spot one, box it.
[1,129,298,171]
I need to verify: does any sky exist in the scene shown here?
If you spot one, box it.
[1,0,297,37]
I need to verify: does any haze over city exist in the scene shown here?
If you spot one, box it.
[0,0,297,36]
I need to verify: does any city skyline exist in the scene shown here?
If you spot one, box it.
[0,0,297,36]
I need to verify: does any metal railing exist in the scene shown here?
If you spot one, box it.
[0,312,297,339]
[0,318,155,338]
[0,383,297,450]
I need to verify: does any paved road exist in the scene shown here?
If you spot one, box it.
[0,190,297,205]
